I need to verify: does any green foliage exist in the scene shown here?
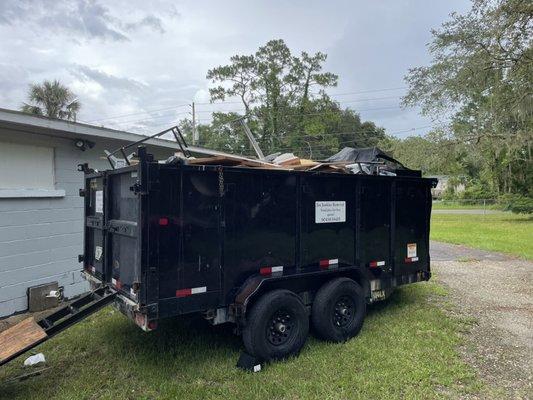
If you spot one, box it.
[379,130,459,175]
[21,80,80,121]
[199,39,385,158]
[460,181,497,200]
[498,194,533,214]
[403,0,533,196]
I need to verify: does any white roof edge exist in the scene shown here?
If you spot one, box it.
[0,107,180,150]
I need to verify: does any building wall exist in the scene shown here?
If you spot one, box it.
[0,127,174,317]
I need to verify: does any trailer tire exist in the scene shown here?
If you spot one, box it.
[312,277,366,342]
[243,289,309,361]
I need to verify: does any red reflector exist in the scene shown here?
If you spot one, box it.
[369,261,385,268]
[147,321,158,330]
[319,259,338,268]
[159,217,169,226]
[176,288,192,298]
[260,266,283,276]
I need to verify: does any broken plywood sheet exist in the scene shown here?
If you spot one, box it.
[186,156,243,166]
[186,155,283,169]
[0,317,47,364]
[308,163,349,173]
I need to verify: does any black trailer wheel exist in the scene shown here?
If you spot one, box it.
[243,289,309,361]
[311,277,366,342]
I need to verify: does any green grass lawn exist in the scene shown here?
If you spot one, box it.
[431,212,533,259]
[0,282,482,400]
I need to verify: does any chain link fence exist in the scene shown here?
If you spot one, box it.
[432,199,499,214]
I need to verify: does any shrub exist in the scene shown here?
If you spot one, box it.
[498,194,533,214]
[461,182,496,200]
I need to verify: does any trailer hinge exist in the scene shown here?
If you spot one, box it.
[130,182,142,194]
[79,188,86,197]
[78,254,84,263]
[77,163,95,174]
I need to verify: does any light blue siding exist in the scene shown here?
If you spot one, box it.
[0,128,173,317]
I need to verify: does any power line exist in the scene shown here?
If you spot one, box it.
[102,102,403,128]
[86,103,190,123]
[192,95,403,114]
[194,105,402,123]
[87,88,407,125]
[194,86,408,105]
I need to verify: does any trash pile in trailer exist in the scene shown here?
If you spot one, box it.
[167,146,420,177]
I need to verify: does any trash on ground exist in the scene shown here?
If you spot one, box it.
[23,353,46,366]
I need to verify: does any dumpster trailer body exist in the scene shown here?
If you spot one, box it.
[0,145,436,367]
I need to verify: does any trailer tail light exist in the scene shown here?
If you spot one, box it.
[85,265,96,274]
[259,266,283,276]
[175,286,207,298]
[111,278,123,289]
[405,257,419,263]
[369,261,386,268]
[158,217,169,226]
[135,313,157,332]
[319,259,339,269]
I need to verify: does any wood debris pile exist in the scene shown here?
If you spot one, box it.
[182,152,355,173]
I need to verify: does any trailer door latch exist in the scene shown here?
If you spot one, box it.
[130,182,142,194]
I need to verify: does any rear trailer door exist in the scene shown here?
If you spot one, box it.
[107,168,140,299]
[394,180,432,275]
[155,167,222,313]
[83,173,106,279]
[358,179,391,273]
[300,175,355,268]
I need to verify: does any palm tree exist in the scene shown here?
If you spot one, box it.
[21,80,81,121]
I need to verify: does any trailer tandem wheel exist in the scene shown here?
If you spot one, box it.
[311,277,366,342]
[243,289,309,361]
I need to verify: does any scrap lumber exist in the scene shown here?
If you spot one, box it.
[273,153,301,166]
[0,317,47,364]
[186,154,283,169]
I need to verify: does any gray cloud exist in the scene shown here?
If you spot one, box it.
[0,0,471,136]
[0,0,166,42]
[124,15,165,34]
[70,65,148,92]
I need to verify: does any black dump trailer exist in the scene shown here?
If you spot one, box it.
[0,141,436,369]
[78,145,436,364]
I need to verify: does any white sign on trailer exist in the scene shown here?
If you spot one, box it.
[95,190,103,214]
[315,201,346,223]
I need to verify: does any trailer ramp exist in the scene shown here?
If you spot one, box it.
[0,286,116,367]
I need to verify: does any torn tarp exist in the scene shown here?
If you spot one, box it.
[326,146,421,177]
[326,146,403,166]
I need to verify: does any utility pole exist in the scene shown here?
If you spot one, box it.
[189,102,198,145]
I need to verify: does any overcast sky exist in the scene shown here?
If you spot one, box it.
[0,0,471,138]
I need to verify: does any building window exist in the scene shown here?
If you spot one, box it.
[0,141,64,198]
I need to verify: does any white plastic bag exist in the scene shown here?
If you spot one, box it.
[24,353,46,366]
